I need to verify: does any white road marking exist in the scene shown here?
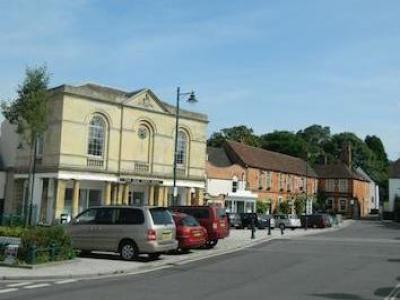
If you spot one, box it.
[385,283,400,300]
[7,282,33,287]
[55,279,77,285]
[0,288,18,294]
[23,283,51,289]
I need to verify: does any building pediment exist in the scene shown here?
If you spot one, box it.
[123,89,168,113]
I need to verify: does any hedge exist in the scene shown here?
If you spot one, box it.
[0,225,75,264]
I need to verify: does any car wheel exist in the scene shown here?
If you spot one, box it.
[120,240,138,261]
[79,250,91,256]
[279,224,286,231]
[178,248,190,254]
[206,239,218,249]
[148,253,161,260]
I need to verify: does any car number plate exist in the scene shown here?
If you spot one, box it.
[162,231,172,240]
[193,232,201,237]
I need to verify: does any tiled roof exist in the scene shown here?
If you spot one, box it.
[389,159,400,178]
[225,140,317,177]
[355,167,374,182]
[314,163,369,181]
[207,147,233,167]
[49,83,208,122]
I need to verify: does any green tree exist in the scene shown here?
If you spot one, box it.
[294,195,306,215]
[1,65,50,224]
[365,135,388,164]
[207,125,260,147]
[256,201,269,214]
[278,201,289,214]
[259,130,308,158]
[296,124,332,164]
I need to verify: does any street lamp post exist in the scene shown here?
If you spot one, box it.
[268,201,272,236]
[304,153,309,231]
[173,87,197,206]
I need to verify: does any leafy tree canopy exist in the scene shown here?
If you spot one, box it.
[1,65,50,146]
[259,131,308,159]
[207,125,260,147]
[208,124,390,189]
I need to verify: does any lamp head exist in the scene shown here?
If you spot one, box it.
[187,91,197,103]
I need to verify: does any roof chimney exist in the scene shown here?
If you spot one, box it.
[340,143,352,167]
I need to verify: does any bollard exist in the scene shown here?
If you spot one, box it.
[28,244,37,264]
[49,242,56,261]
[268,218,271,236]
[251,217,256,239]
[280,225,284,235]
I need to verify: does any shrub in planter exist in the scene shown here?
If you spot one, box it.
[0,225,75,264]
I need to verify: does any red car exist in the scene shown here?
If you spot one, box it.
[172,212,207,252]
[170,206,229,248]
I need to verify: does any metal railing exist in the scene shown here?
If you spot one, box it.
[87,158,104,168]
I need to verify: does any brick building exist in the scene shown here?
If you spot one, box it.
[314,163,370,218]
[206,141,318,214]
[205,147,257,213]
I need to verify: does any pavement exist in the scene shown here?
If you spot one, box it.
[0,221,352,280]
[0,220,399,300]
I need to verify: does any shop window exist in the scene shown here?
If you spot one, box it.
[132,192,145,206]
[339,199,347,211]
[326,198,333,209]
[64,188,73,215]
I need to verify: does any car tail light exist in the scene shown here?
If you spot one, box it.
[212,221,218,230]
[147,229,157,241]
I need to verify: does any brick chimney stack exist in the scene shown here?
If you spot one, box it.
[340,143,352,167]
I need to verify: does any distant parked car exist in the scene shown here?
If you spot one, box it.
[67,206,178,260]
[172,212,207,252]
[169,206,229,248]
[301,214,331,228]
[260,214,275,229]
[239,213,268,229]
[274,214,301,230]
[227,212,242,228]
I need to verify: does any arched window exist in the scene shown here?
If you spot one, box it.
[176,131,188,167]
[87,115,106,158]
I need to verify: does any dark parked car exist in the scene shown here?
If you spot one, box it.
[301,214,331,228]
[227,213,242,228]
[169,206,229,248]
[239,213,268,229]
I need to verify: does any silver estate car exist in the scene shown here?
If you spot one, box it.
[274,214,301,230]
[67,206,178,260]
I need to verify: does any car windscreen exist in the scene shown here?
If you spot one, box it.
[181,215,200,227]
[216,208,226,219]
[150,208,174,225]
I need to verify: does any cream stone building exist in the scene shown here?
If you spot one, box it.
[3,83,208,223]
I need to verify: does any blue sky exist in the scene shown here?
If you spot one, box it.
[1,0,399,159]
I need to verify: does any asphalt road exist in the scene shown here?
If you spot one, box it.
[1,221,400,300]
